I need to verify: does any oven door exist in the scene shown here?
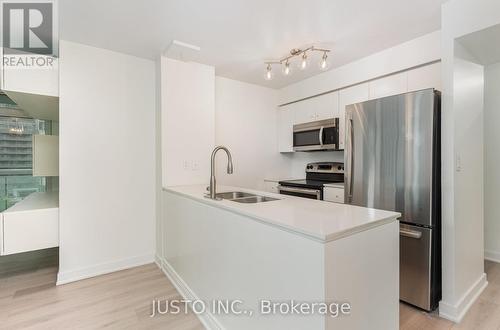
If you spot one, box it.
[278,185,322,200]
[293,118,339,151]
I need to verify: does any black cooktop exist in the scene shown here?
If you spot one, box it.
[278,179,339,190]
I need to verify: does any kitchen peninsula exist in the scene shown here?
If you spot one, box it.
[159,185,400,330]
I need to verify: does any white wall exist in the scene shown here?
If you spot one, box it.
[161,57,215,187]
[214,77,343,190]
[439,0,500,322]
[451,40,485,307]
[58,41,156,284]
[279,31,441,104]
[215,77,283,190]
[484,62,500,262]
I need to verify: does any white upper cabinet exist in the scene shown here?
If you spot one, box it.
[293,98,316,124]
[338,83,370,150]
[277,104,295,153]
[369,72,408,100]
[407,62,441,92]
[315,92,339,121]
[293,92,338,124]
[276,62,440,154]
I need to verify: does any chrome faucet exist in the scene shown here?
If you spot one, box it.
[208,146,233,200]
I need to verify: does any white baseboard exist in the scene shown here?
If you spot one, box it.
[485,250,500,264]
[57,253,155,285]
[154,253,162,267]
[158,258,224,330]
[439,273,488,323]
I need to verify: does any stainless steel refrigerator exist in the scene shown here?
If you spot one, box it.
[345,88,441,311]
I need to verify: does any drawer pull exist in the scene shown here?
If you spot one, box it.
[400,229,422,239]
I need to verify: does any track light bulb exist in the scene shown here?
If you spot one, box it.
[282,60,291,75]
[299,52,308,70]
[319,51,329,71]
[265,64,274,81]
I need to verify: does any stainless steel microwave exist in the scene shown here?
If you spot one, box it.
[293,118,340,151]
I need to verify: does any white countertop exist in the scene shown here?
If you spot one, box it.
[3,191,59,213]
[163,185,400,243]
[324,182,345,188]
[263,177,301,183]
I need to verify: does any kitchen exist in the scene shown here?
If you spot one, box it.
[1,0,500,329]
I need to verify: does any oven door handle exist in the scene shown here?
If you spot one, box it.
[278,185,321,199]
[319,126,324,146]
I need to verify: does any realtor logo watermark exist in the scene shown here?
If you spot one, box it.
[1,1,56,68]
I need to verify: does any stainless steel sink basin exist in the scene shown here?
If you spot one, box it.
[215,191,280,203]
[229,195,280,204]
[216,191,255,200]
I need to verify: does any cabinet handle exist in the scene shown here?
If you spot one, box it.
[400,228,422,239]
[347,118,354,202]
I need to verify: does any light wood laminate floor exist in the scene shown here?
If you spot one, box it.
[1,259,500,329]
[0,263,203,329]
[400,260,500,330]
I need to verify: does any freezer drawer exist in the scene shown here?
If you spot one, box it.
[400,224,432,310]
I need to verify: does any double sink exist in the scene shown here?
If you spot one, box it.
[215,191,279,204]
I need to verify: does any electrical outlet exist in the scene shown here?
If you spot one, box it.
[455,154,462,172]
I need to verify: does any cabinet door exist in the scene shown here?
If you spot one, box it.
[2,208,59,255]
[293,98,316,124]
[407,62,441,92]
[315,92,338,121]
[369,72,408,100]
[33,135,59,177]
[324,187,345,203]
[339,83,369,150]
[277,105,295,153]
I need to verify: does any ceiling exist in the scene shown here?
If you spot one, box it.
[59,0,446,89]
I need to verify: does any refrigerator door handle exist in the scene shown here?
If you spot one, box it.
[347,118,354,202]
[400,228,423,239]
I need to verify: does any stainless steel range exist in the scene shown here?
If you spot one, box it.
[278,162,344,200]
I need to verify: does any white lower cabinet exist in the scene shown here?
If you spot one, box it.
[324,186,345,204]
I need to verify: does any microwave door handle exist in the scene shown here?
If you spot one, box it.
[319,126,324,146]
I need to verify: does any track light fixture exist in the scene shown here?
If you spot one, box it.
[264,46,331,81]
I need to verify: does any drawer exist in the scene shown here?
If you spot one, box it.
[2,208,59,255]
[324,187,344,203]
